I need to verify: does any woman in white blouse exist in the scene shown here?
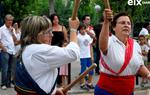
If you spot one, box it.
[14,16,80,95]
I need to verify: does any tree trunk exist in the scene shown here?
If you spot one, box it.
[48,0,55,16]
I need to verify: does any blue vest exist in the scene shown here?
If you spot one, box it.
[14,58,55,95]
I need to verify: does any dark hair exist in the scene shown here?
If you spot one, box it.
[143,22,149,28]
[111,12,132,34]
[138,35,145,38]
[78,23,86,30]
[82,14,90,21]
[49,13,59,25]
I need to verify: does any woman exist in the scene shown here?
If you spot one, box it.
[50,14,68,46]
[14,16,80,95]
[94,9,150,95]
[50,14,69,86]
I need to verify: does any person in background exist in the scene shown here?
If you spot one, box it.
[10,22,22,85]
[139,22,150,36]
[77,23,95,90]
[14,16,80,95]
[139,35,149,63]
[50,14,69,87]
[13,22,21,56]
[0,14,16,90]
[138,35,149,87]
[82,15,95,41]
[93,19,104,75]
[82,14,96,70]
[94,8,150,95]
[50,14,68,46]
[59,42,69,87]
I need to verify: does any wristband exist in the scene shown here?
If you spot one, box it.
[147,73,150,78]
[70,28,77,32]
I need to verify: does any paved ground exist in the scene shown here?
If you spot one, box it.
[1,60,150,95]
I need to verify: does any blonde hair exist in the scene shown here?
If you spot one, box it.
[20,16,52,47]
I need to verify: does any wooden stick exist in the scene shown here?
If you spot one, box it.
[103,0,112,21]
[103,0,110,9]
[62,63,97,93]
[71,0,80,20]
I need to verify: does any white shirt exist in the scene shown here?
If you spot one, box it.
[77,32,93,58]
[22,42,80,93]
[100,35,144,76]
[15,30,21,54]
[140,44,149,62]
[139,28,149,36]
[0,25,16,55]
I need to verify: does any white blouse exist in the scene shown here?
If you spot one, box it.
[22,42,80,93]
[100,35,144,76]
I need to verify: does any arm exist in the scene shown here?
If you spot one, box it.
[52,88,65,95]
[0,42,7,52]
[10,27,18,43]
[99,9,113,54]
[85,28,95,39]
[138,65,150,79]
[69,18,79,43]
[62,26,68,43]
[90,45,94,63]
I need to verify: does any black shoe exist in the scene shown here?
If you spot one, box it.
[86,84,95,89]
[80,84,90,90]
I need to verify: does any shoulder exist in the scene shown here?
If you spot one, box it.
[62,25,67,32]
[0,25,6,30]
[24,44,60,56]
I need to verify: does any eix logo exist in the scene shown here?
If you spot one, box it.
[128,0,142,6]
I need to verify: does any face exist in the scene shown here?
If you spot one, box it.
[53,16,59,25]
[13,23,18,29]
[5,18,13,28]
[113,16,131,39]
[79,27,86,35]
[83,16,91,26]
[139,36,146,45]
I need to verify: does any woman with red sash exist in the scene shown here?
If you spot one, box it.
[94,9,150,95]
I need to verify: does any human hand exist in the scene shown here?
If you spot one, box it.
[103,9,113,22]
[0,42,7,52]
[54,88,66,95]
[69,18,80,30]
[9,27,14,33]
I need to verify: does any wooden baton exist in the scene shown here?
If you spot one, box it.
[103,0,110,9]
[71,0,80,20]
[103,0,112,21]
[62,63,97,93]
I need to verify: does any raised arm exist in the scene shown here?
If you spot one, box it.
[99,9,113,54]
[69,18,79,43]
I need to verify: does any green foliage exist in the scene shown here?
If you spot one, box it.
[54,0,73,27]
[0,0,36,22]
[1,0,149,36]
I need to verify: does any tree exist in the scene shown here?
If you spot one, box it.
[49,0,55,15]
[1,0,149,36]
[0,0,36,22]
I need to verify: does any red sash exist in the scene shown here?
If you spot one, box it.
[101,38,134,75]
[98,72,135,95]
[98,38,135,95]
